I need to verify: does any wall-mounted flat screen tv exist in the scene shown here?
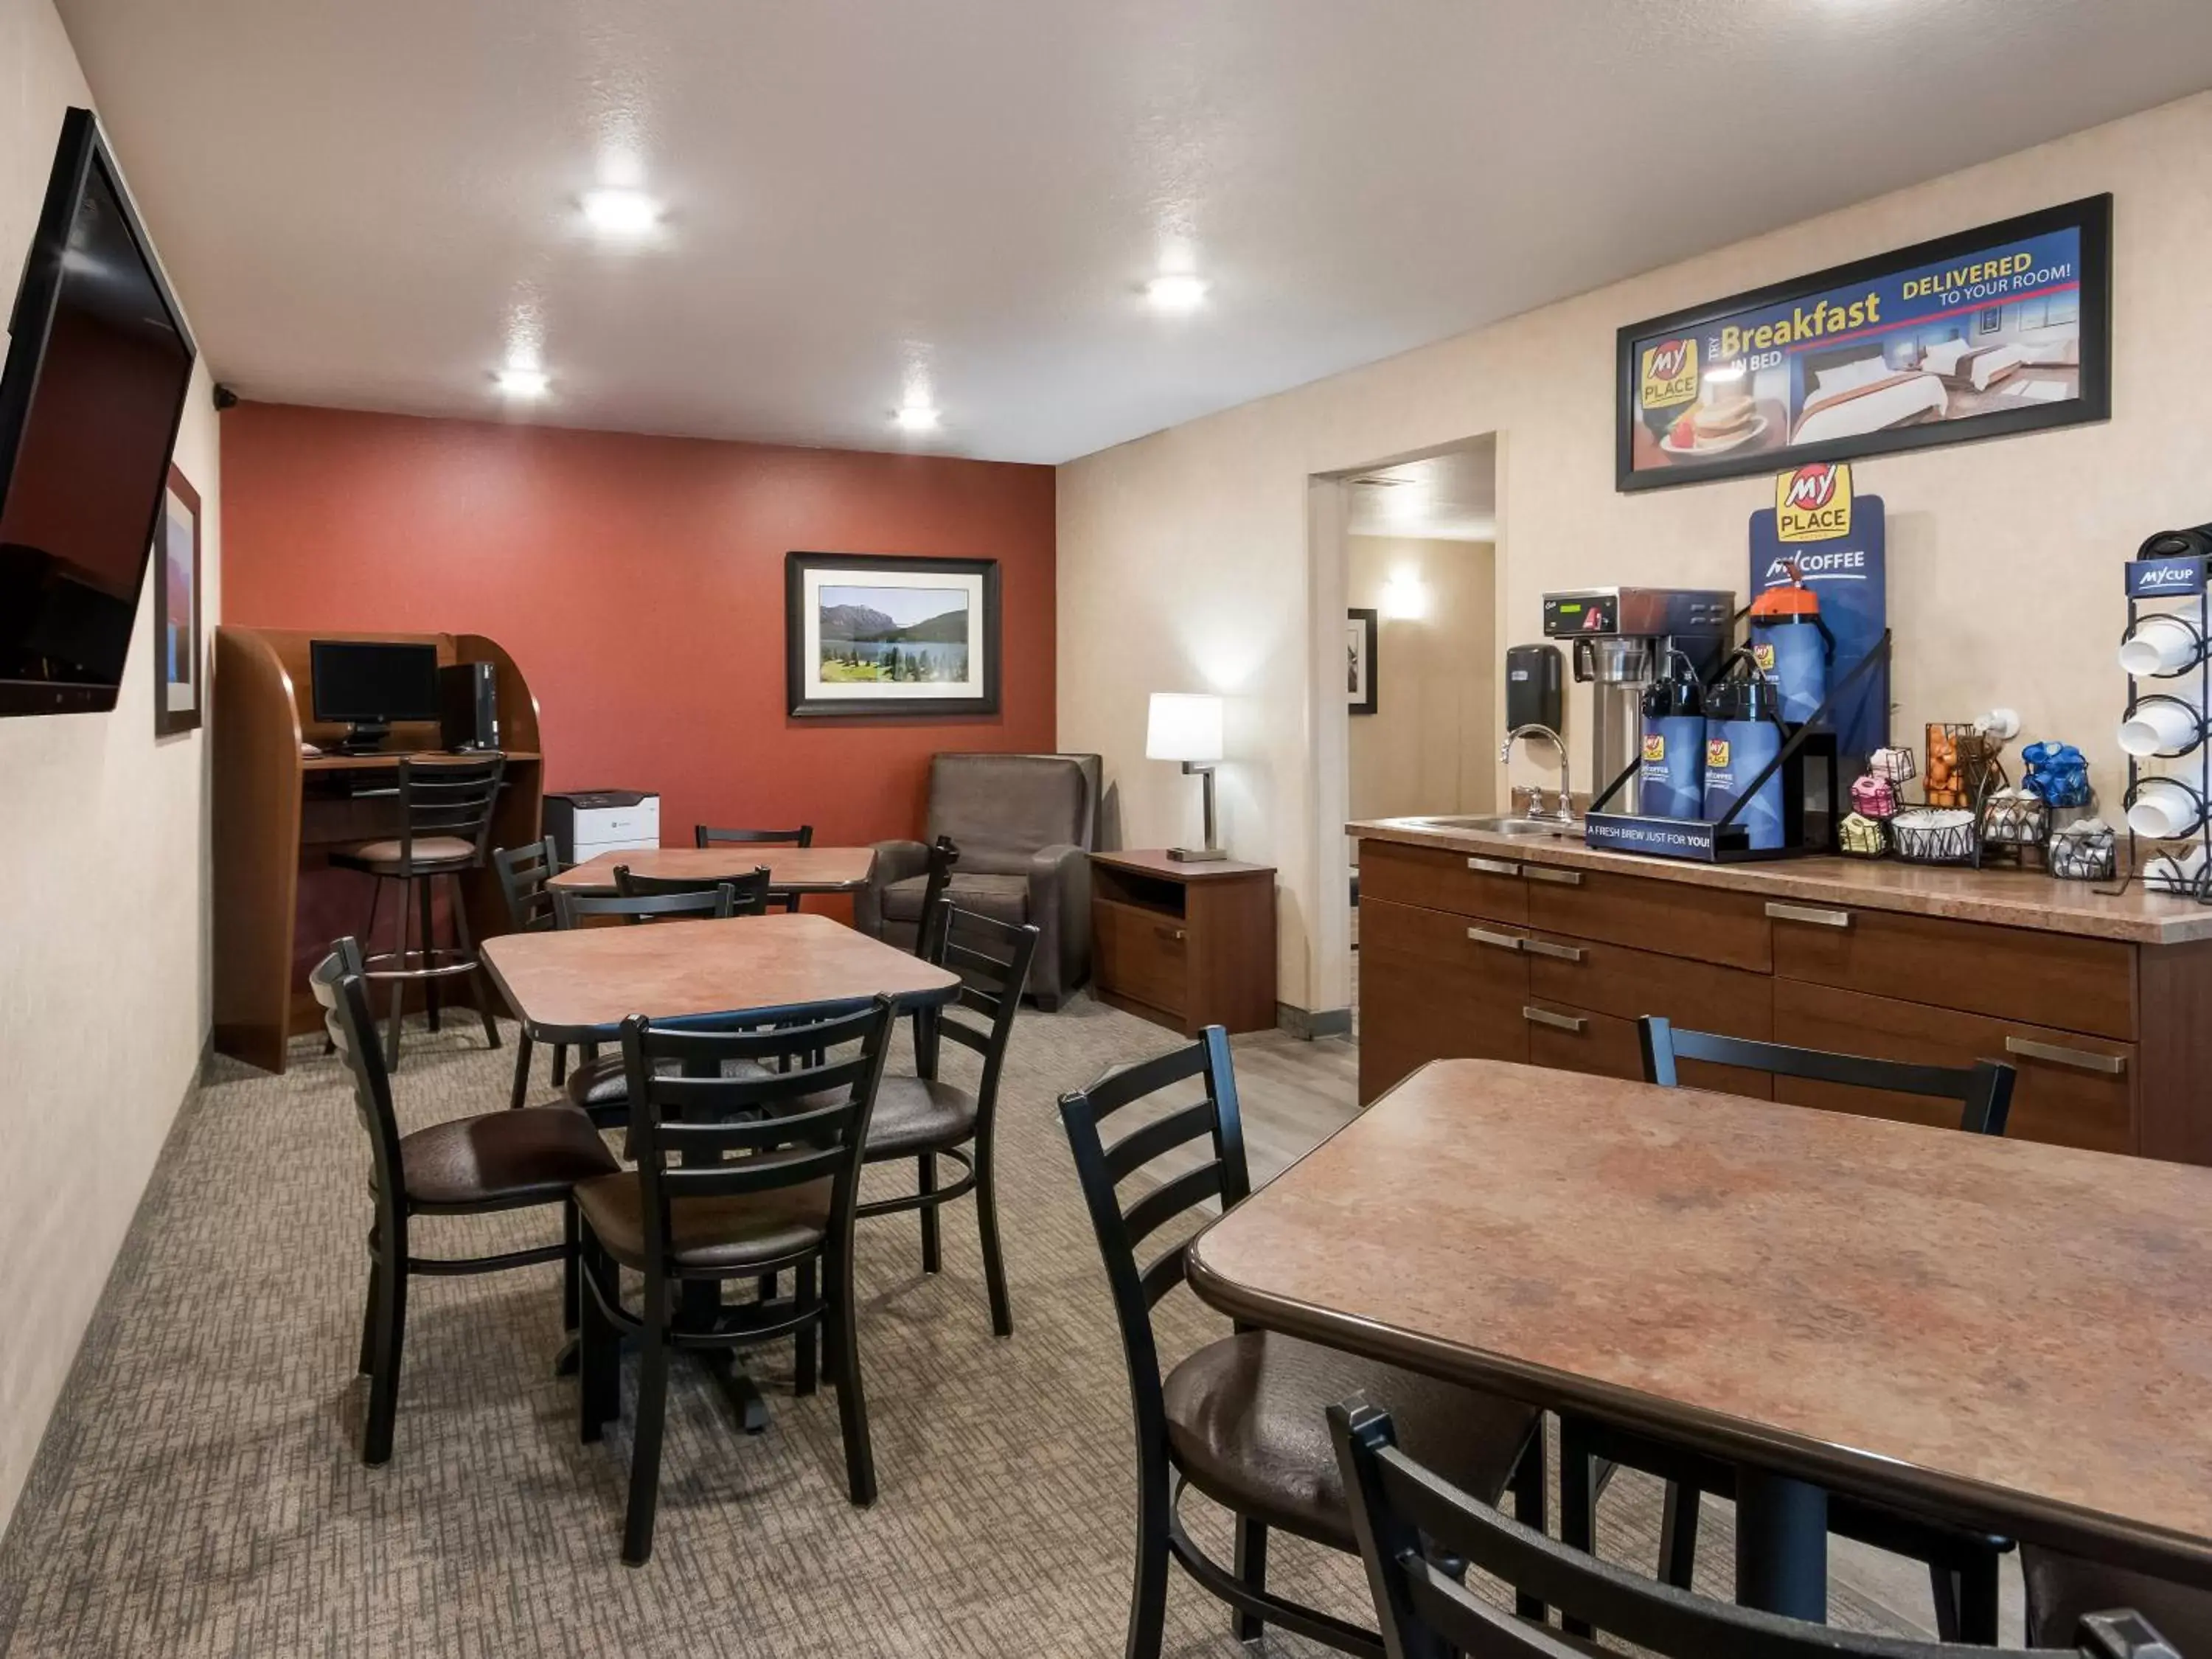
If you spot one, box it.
[0,106,198,716]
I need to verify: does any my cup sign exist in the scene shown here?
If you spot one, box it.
[1775,462,1854,543]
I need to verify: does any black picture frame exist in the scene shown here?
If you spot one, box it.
[1615,194,2111,493]
[1347,608,1378,716]
[153,462,202,736]
[786,552,1002,718]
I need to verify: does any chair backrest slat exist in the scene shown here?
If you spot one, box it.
[553,886,734,928]
[913,900,1039,1123]
[695,823,813,848]
[1102,1099,1222,1184]
[493,838,561,933]
[395,756,505,863]
[1638,1016,2015,1137]
[613,863,773,914]
[1329,1399,2151,1659]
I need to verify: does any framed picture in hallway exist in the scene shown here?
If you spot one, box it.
[153,464,203,736]
[1347,608,1377,715]
[786,552,1002,717]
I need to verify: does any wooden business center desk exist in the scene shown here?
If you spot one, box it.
[212,626,545,1073]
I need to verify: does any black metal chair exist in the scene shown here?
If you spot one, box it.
[695,823,813,911]
[1554,1017,2019,1642]
[2024,1545,2212,1655]
[574,995,897,1565]
[1330,1396,2174,1659]
[613,861,773,914]
[1058,1029,1545,1659]
[330,755,507,1069]
[909,835,959,955]
[493,837,567,1110]
[855,897,1036,1337]
[310,937,617,1466]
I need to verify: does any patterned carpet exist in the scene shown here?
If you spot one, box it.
[0,993,1944,1658]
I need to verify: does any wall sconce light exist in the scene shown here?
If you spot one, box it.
[1378,569,1430,622]
[1146,692,1226,861]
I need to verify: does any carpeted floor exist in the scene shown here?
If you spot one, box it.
[0,994,1991,1657]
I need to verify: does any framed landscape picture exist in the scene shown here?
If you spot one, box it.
[785,552,1002,717]
[153,463,202,735]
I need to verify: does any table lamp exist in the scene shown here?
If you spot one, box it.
[1147,692,1226,862]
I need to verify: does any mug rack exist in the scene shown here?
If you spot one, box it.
[2117,552,2212,902]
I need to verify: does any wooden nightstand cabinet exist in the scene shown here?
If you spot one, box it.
[1091,850,1277,1036]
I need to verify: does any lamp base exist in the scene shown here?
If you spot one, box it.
[1167,845,1228,863]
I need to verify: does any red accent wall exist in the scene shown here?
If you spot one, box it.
[221,402,1058,852]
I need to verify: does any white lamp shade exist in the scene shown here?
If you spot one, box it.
[1146,692,1223,764]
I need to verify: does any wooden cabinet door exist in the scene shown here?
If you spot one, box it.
[1359,838,1528,925]
[1359,897,1528,1102]
[1094,897,1189,1023]
[1772,978,2135,1153]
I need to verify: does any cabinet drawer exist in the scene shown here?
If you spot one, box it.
[1520,1000,1770,1100]
[1094,898,1188,1018]
[1772,979,2134,1154]
[1769,900,2133,1041]
[1525,929,1772,1044]
[1358,897,1528,1102]
[1359,838,1527,926]
[1523,864,1772,973]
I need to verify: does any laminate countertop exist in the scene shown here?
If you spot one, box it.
[1349,817,2212,946]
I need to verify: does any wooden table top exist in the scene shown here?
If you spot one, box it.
[1186,1058,2212,1579]
[547,846,875,894]
[479,911,957,1040]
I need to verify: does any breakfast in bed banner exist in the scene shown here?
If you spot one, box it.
[1617,196,2108,490]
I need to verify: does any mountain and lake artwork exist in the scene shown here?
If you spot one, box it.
[786,552,1002,717]
[817,587,970,684]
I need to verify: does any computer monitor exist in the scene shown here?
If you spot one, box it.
[310,639,440,752]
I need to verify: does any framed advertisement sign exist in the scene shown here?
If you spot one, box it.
[1617,195,2110,492]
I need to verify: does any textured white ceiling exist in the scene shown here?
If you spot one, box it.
[49,0,2212,464]
[1347,442,1497,541]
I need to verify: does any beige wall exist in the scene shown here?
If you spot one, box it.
[0,0,222,1534]
[1060,91,2212,1012]
[1346,536,1498,824]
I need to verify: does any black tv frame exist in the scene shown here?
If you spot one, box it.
[0,106,199,716]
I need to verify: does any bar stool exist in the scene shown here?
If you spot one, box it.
[330,754,507,1070]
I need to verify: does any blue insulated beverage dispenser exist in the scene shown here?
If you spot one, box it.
[1747,563,1835,725]
[1703,661,1788,850]
[1638,654,1705,819]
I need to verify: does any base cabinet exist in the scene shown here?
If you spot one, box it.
[1355,838,2205,1164]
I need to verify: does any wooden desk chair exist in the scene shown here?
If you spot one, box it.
[575,996,897,1565]
[1329,1397,2173,1659]
[695,823,813,911]
[493,837,568,1109]
[1057,1029,1544,1659]
[329,754,507,1070]
[310,938,617,1466]
[851,897,1036,1337]
[1553,1018,2020,1641]
[613,862,773,914]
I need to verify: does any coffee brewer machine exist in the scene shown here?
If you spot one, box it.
[1540,587,1736,813]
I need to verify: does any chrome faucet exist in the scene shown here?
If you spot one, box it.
[1500,724,1573,822]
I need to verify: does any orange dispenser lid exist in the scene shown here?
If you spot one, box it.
[1750,561,1820,617]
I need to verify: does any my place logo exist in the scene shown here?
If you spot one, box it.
[1640,337,1700,410]
[1706,737,1732,770]
[1775,462,1853,543]
[1642,732,1666,762]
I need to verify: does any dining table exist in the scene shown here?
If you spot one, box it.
[1184,1057,2212,1618]
[546,846,876,903]
[481,910,960,1427]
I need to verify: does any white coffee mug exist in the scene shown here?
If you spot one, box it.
[2143,845,2210,892]
[2118,691,2208,757]
[2118,613,2205,677]
[2126,776,2205,839]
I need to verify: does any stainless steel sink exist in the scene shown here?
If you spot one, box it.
[1403,814,1576,838]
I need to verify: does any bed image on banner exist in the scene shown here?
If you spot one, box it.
[1619,195,2110,490]
[1749,463,1888,781]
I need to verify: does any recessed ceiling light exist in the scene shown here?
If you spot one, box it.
[1144,273,1208,313]
[494,366,549,399]
[580,188,661,238]
[893,401,941,432]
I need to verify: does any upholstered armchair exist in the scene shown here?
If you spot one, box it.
[858,753,1101,1009]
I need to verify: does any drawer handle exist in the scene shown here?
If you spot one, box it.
[1521,938,1585,962]
[1467,856,1521,878]
[1523,1005,1586,1033]
[1466,926,1526,953]
[1765,901,1852,928]
[2004,1036,2126,1076]
[1522,866,1583,887]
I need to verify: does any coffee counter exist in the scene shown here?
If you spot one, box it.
[1349,817,2212,1165]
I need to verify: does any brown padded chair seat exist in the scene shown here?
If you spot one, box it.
[881,871,1029,928]
[2023,1545,2212,1650]
[340,834,477,869]
[1162,1329,1540,1553]
[399,1105,618,1208]
[563,1054,772,1113]
[574,1171,833,1273]
[860,1076,978,1158]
